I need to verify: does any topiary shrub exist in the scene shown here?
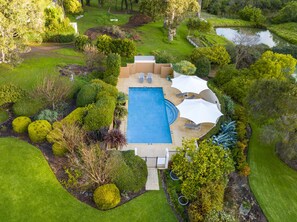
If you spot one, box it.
[12,116,32,133]
[74,35,91,51]
[0,109,9,124]
[35,109,58,123]
[76,85,97,107]
[103,53,121,86]
[52,142,68,156]
[83,105,114,131]
[93,184,121,210]
[12,98,45,117]
[28,120,52,143]
[0,84,25,106]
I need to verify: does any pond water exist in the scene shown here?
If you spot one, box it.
[216,27,290,48]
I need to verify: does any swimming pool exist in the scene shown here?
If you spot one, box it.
[127,87,172,143]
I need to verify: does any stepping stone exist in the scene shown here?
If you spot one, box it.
[145,168,159,190]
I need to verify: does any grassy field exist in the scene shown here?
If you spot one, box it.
[0,48,84,91]
[248,124,297,222]
[69,6,130,34]
[201,12,254,27]
[268,22,297,45]
[0,137,177,222]
[136,21,194,60]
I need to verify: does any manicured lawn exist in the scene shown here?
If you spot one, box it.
[69,6,130,34]
[201,12,254,27]
[136,21,194,60]
[0,137,177,222]
[268,22,297,44]
[248,124,297,222]
[0,50,84,91]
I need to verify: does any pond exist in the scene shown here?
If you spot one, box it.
[216,27,291,48]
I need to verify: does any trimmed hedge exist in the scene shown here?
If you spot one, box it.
[93,184,121,210]
[28,120,52,143]
[46,122,63,144]
[12,116,32,134]
[83,105,114,131]
[12,98,45,117]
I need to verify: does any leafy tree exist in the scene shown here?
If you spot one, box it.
[273,1,297,23]
[173,60,196,75]
[239,5,266,24]
[0,0,45,64]
[63,0,83,14]
[186,18,213,34]
[140,0,200,41]
[190,45,231,66]
[250,51,297,80]
[171,139,234,200]
[104,53,121,86]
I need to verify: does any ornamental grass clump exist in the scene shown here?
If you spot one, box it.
[28,120,52,143]
[93,184,121,210]
[12,116,32,133]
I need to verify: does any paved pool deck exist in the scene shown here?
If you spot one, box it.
[117,73,215,160]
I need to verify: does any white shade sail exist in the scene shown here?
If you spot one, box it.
[176,99,223,125]
[171,75,209,95]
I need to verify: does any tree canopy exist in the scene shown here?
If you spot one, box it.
[171,139,234,200]
[0,0,46,64]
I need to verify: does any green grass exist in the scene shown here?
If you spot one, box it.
[0,52,84,91]
[268,23,297,45]
[53,48,84,57]
[248,124,297,222]
[69,6,130,34]
[0,137,177,222]
[136,21,194,60]
[202,12,254,27]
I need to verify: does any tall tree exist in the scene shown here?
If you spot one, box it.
[0,0,46,64]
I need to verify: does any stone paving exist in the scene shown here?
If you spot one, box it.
[145,168,160,190]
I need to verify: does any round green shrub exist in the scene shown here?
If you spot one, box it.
[93,184,121,210]
[194,56,211,78]
[28,120,52,143]
[47,127,62,144]
[12,116,32,133]
[13,98,45,117]
[52,143,67,156]
[74,35,90,51]
[0,109,9,124]
[76,85,97,107]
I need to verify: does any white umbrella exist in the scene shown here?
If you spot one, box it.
[171,75,209,95]
[176,99,223,125]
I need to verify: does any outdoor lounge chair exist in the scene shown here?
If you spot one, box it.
[146,73,153,83]
[138,73,145,83]
[184,123,201,130]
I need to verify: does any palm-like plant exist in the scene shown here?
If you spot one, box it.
[114,104,128,120]
[103,129,127,150]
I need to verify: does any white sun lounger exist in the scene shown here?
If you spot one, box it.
[139,73,145,83]
[147,73,153,83]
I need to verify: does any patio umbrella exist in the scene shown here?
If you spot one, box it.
[176,99,223,125]
[171,75,209,95]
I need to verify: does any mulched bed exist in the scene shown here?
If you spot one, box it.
[121,14,152,28]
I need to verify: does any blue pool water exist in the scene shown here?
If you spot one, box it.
[127,87,172,143]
